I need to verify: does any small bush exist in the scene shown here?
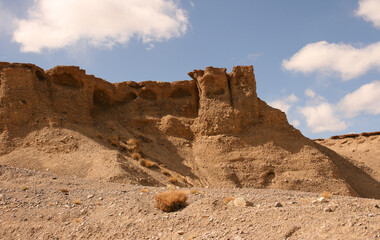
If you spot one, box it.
[131,152,142,160]
[140,159,157,168]
[320,191,332,198]
[59,188,70,193]
[161,169,171,176]
[154,190,188,212]
[167,176,178,184]
[126,138,140,151]
[107,135,119,146]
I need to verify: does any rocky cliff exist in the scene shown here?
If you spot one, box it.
[1,62,379,198]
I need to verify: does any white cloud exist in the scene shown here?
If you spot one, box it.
[299,103,348,133]
[270,100,291,114]
[356,0,380,28]
[269,93,299,114]
[12,0,189,53]
[338,81,380,117]
[282,41,380,80]
[305,89,316,98]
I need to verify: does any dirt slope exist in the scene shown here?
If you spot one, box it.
[0,62,379,199]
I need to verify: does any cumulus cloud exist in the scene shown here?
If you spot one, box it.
[269,93,299,114]
[299,103,348,133]
[282,41,380,80]
[338,81,380,117]
[356,0,380,28]
[12,0,189,53]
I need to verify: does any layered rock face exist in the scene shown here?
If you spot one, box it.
[1,62,379,198]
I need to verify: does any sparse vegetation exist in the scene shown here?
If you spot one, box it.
[140,188,149,193]
[72,199,81,205]
[59,188,70,193]
[154,190,188,212]
[321,191,332,198]
[167,176,178,184]
[189,189,202,195]
[107,135,119,147]
[161,169,171,176]
[140,159,157,168]
[130,152,142,160]
[20,185,29,191]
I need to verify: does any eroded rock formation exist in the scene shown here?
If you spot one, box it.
[1,62,379,198]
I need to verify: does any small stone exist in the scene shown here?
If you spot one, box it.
[368,213,374,217]
[318,197,329,203]
[375,204,379,209]
[324,207,333,212]
[87,194,94,199]
[98,197,103,200]
[177,231,185,235]
[274,202,283,207]
[233,197,253,207]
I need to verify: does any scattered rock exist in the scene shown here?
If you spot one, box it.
[230,197,253,207]
[275,202,283,207]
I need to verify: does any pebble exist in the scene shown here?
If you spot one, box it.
[231,197,253,207]
[274,202,283,207]
[177,231,185,235]
[324,207,333,212]
[87,194,94,199]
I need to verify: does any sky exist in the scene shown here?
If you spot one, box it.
[0,0,380,139]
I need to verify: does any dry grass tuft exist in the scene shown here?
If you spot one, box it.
[189,189,202,195]
[140,159,157,168]
[320,191,332,198]
[20,185,29,191]
[167,176,178,184]
[59,188,70,193]
[161,169,171,176]
[154,190,188,212]
[130,152,142,160]
[107,135,119,147]
[72,199,81,205]
[74,218,82,223]
[140,188,150,193]
[223,196,235,204]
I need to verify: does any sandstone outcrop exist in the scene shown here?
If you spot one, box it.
[0,62,379,199]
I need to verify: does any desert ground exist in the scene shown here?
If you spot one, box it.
[0,62,379,239]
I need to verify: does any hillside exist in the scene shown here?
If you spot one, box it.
[0,62,379,199]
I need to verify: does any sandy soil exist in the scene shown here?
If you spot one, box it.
[1,165,379,240]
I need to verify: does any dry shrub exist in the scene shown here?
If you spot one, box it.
[154,190,188,212]
[59,188,70,193]
[189,189,202,195]
[140,159,157,168]
[320,191,332,198]
[223,196,235,204]
[130,152,142,160]
[140,188,150,193]
[161,169,171,176]
[126,138,140,151]
[167,176,178,184]
[107,135,119,146]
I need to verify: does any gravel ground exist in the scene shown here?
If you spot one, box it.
[1,165,379,239]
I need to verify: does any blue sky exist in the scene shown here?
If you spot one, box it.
[1,0,380,139]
